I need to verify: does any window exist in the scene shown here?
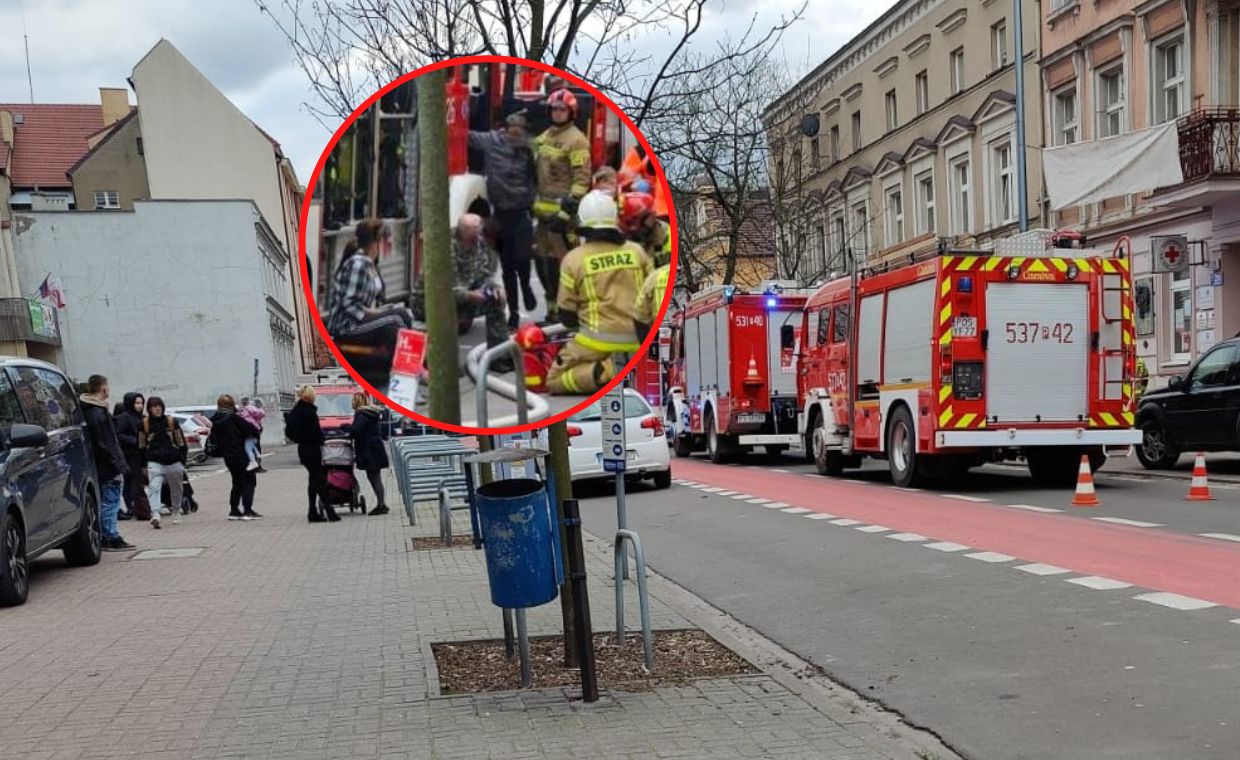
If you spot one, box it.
[832,214,846,263]
[885,186,904,245]
[1188,345,1236,390]
[817,309,831,346]
[915,71,929,115]
[1170,268,1192,361]
[811,136,821,169]
[885,89,899,131]
[915,171,936,234]
[991,21,1008,69]
[1053,87,1078,145]
[949,156,972,234]
[851,111,862,151]
[93,190,119,209]
[832,304,850,343]
[0,371,26,428]
[1153,35,1185,124]
[950,48,965,95]
[851,202,870,257]
[816,223,828,274]
[991,139,1015,225]
[1098,66,1126,138]
[829,125,840,162]
[9,366,76,431]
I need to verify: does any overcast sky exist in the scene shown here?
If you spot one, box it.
[0,0,886,185]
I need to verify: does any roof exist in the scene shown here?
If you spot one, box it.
[0,104,105,188]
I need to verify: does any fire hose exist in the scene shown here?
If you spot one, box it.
[461,324,569,428]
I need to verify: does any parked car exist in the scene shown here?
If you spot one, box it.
[170,412,211,465]
[0,358,101,606]
[1135,337,1240,469]
[310,384,366,439]
[539,388,671,488]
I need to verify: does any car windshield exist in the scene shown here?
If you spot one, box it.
[316,392,357,418]
[569,393,651,422]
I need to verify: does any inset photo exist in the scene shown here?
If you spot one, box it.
[302,56,676,433]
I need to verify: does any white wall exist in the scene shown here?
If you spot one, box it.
[12,200,291,443]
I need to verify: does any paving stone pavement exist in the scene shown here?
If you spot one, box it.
[0,448,954,760]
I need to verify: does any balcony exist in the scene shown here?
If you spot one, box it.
[0,298,61,346]
[1154,108,1240,208]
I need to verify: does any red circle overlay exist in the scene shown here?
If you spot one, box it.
[299,55,678,435]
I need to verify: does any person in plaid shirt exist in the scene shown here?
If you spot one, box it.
[326,219,415,350]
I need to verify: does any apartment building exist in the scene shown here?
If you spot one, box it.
[764,0,1042,284]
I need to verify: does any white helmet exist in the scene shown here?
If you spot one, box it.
[577,190,619,230]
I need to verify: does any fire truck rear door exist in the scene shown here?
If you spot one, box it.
[766,310,801,396]
[985,282,1089,423]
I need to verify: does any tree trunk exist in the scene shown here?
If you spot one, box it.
[546,420,578,667]
[417,69,461,425]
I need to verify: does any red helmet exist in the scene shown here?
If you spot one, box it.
[546,88,578,119]
[514,323,547,350]
[619,192,655,234]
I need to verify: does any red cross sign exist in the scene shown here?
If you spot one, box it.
[1154,235,1190,273]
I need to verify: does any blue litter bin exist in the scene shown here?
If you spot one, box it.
[474,478,561,609]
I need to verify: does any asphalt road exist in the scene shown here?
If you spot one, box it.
[575,449,1240,760]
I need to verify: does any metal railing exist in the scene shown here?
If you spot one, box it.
[1178,107,1240,182]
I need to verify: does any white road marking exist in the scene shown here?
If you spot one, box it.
[925,541,970,552]
[1066,576,1133,590]
[830,518,862,526]
[805,513,834,520]
[966,551,1016,563]
[887,532,928,542]
[845,479,873,485]
[1134,592,1217,611]
[701,487,724,493]
[690,484,709,490]
[892,486,922,492]
[856,525,890,533]
[942,494,991,503]
[781,507,811,515]
[717,490,740,496]
[730,493,753,500]
[1200,533,1240,543]
[1004,504,1063,514]
[1231,619,1240,626]
[772,468,791,474]
[745,498,771,504]
[764,501,790,509]
[1092,517,1163,528]
[1015,563,1071,576]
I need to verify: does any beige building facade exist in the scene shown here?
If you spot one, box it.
[765,0,1043,284]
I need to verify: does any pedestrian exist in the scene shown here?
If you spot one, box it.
[140,397,188,528]
[114,392,152,523]
[284,385,340,523]
[592,166,618,195]
[326,219,415,353]
[80,375,134,551]
[208,395,263,521]
[548,191,652,394]
[533,88,592,322]
[468,111,538,328]
[111,401,134,521]
[238,396,266,472]
[346,392,390,516]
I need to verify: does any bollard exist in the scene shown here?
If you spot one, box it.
[563,499,598,702]
[614,529,654,671]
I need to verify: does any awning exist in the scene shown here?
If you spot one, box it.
[1042,123,1183,210]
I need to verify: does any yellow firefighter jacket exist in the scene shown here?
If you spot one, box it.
[532,123,591,219]
[634,263,672,325]
[558,240,653,352]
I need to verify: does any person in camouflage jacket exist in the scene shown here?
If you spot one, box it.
[409,213,508,351]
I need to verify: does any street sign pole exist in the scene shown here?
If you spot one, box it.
[601,384,628,577]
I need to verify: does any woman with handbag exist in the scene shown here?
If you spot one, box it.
[346,393,390,516]
[284,385,340,523]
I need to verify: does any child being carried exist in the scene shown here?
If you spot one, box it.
[238,397,266,472]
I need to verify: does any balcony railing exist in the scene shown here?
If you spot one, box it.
[0,298,61,346]
[1178,108,1240,182]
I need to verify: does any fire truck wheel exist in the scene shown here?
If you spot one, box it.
[886,405,925,488]
[669,407,693,458]
[706,414,733,464]
[810,415,844,476]
[1135,420,1179,469]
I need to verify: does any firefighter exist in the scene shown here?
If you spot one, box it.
[619,144,669,219]
[532,88,592,322]
[547,192,653,395]
[633,262,671,344]
[618,192,671,264]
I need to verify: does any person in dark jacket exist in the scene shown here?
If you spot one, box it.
[208,395,262,521]
[80,375,134,551]
[140,397,188,529]
[111,402,134,520]
[115,392,152,522]
[346,393,390,516]
[285,385,340,523]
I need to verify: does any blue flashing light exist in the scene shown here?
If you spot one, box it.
[958,276,973,294]
[766,297,778,308]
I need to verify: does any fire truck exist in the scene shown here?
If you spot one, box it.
[794,231,1142,487]
[665,283,811,463]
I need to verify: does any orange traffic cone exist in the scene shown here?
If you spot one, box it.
[1071,455,1100,507]
[743,355,762,385]
[1185,452,1215,501]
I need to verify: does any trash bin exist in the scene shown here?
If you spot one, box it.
[474,478,561,609]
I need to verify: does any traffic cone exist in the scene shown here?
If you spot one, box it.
[743,355,762,385]
[1185,452,1215,501]
[1071,455,1100,507]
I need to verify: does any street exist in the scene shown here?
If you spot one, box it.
[577,452,1240,760]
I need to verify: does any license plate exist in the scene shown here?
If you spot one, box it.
[953,316,978,338]
[597,451,638,463]
[736,413,766,424]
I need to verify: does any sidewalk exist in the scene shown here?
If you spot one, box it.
[0,450,957,760]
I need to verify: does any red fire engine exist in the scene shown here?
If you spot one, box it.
[795,231,1141,487]
[665,284,810,463]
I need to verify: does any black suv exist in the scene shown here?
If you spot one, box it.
[0,358,101,606]
[1136,337,1240,469]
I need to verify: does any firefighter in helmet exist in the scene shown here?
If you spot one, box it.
[532,88,592,322]
[547,192,653,395]
[619,192,671,265]
[633,262,671,344]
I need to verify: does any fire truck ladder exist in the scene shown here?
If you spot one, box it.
[1099,237,1134,402]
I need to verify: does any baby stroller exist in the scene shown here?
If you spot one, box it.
[159,472,199,515]
[322,438,366,514]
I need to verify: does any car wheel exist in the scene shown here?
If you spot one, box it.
[1136,420,1180,469]
[63,490,102,567]
[652,470,672,489]
[886,405,924,488]
[0,510,29,607]
[811,414,844,477]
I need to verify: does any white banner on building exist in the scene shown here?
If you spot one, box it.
[1042,123,1184,210]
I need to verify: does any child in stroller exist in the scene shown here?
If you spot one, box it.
[322,438,366,514]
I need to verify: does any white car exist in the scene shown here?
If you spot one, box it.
[169,413,211,466]
[547,389,671,488]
